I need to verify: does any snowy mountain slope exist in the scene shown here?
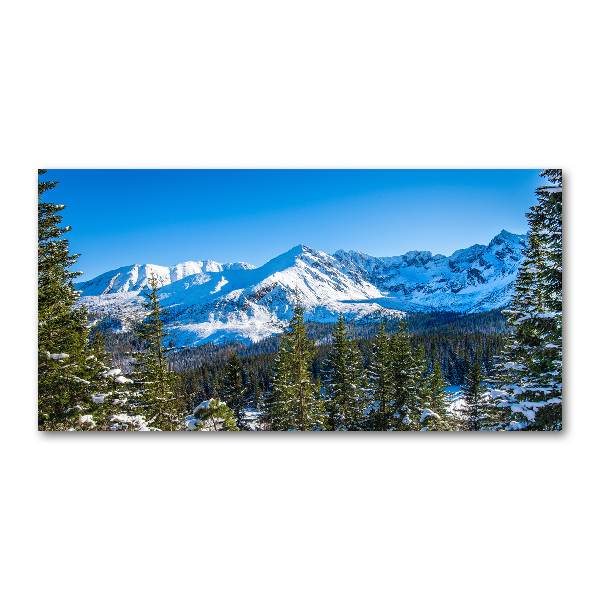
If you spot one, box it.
[333,230,526,312]
[76,259,256,296]
[76,231,527,345]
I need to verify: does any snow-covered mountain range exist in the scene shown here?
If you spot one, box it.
[76,230,527,345]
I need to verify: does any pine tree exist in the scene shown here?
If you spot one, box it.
[38,169,96,430]
[87,329,134,430]
[531,169,563,428]
[390,325,425,430]
[190,398,239,431]
[419,360,453,431]
[365,323,394,430]
[220,351,246,429]
[266,294,324,430]
[490,170,562,430]
[458,361,493,431]
[323,315,367,430]
[132,274,181,430]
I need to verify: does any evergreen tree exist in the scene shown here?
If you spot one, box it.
[266,294,324,430]
[132,274,181,430]
[86,329,135,430]
[458,361,493,431]
[191,398,239,431]
[390,325,425,430]
[490,170,562,430]
[365,323,394,430]
[220,351,246,429]
[419,360,453,431]
[38,169,96,430]
[87,329,121,428]
[323,315,367,430]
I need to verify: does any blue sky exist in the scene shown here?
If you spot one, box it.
[40,169,542,282]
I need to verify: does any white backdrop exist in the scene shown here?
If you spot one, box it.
[2,2,596,599]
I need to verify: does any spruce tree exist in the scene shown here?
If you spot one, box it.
[220,351,246,429]
[419,360,453,431]
[266,294,324,430]
[390,325,424,431]
[87,329,135,430]
[38,169,96,430]
[323,315,367,430]
[458,361,492,431]
[132,274,181,430]
[190,398,239,431]
[490,170,562,430]
[365,323,393,430]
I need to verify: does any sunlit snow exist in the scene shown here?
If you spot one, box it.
[75,232,526,346]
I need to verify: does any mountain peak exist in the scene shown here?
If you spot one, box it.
[76,231,527,344]
[256,244,318,275]
[278,244,313,256]
[499,228,523,239]
[489,229,527,245]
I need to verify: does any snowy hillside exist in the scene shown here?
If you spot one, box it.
[75,259,256,296]
[334,230,526,313]
[76,231,527,345]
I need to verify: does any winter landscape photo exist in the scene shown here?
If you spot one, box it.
[38,169,563,432]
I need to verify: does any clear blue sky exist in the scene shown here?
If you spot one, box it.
[40,169,542,282]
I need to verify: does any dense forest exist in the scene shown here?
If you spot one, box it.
[89,309,508,420]
[166,313,504,405]
[38,169,562,431]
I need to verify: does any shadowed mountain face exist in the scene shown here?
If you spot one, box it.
[76,231,527,345]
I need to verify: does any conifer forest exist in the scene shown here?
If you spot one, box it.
[38,169,562,431]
